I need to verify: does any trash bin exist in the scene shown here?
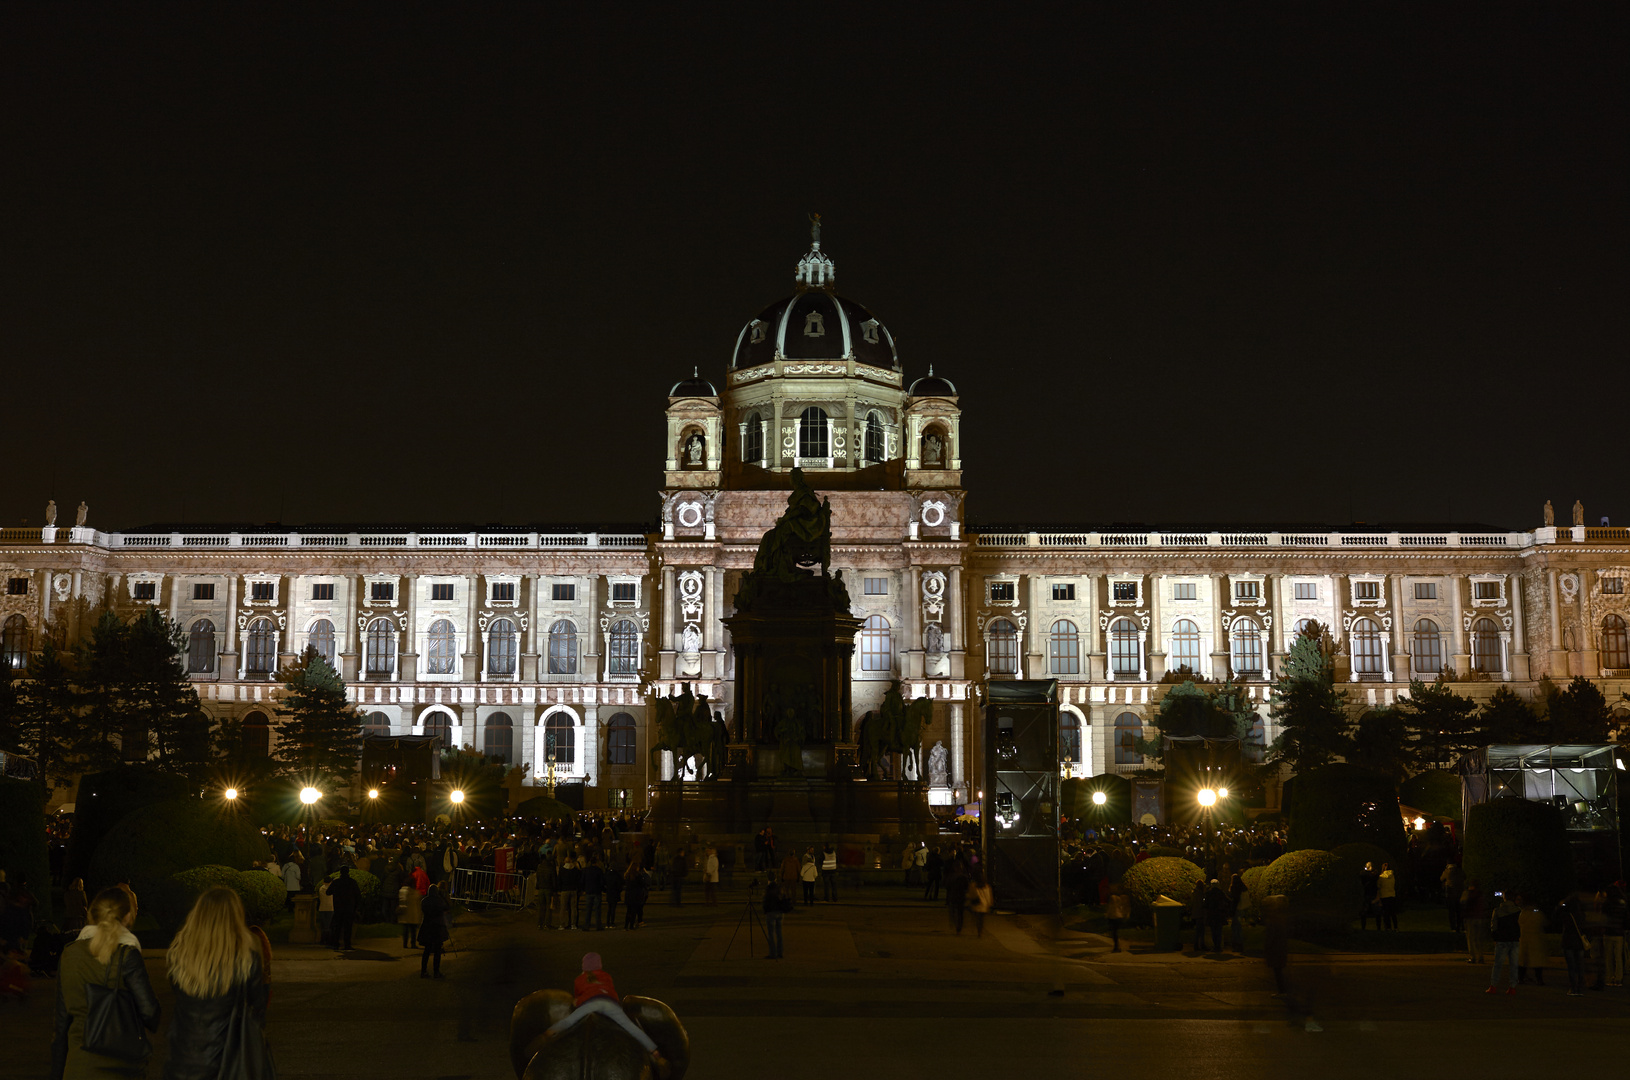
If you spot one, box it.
[1151,895,1184,952]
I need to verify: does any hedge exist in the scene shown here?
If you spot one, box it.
[1463,799,1574,909]
[1400,770,1462,820]
[0,778,53,927]
[1260,849,1361,925]
[1120,856,1205,921]
[67,766,192,883]
[1288,763,1407,875]
[88,798,271,903]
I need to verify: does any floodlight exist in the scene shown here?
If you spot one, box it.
[299,786,321,805]
[1091,790,1107,806]
[1197,788,1217,807]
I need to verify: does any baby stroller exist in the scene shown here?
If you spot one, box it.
[30,924,67,978]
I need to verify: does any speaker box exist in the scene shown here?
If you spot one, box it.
[983,679,1059,914]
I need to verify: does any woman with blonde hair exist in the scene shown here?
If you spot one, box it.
[50,887,161,1080]
[162,887,269,1080]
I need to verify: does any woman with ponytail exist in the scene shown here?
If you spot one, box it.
[162,887,270,1080]
[50,887,161,1080]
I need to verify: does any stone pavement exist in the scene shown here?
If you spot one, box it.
[3,880,1625,1080]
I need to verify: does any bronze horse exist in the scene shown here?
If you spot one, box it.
[511,989,690,1080]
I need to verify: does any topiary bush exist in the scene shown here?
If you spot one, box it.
[1464,799,1574,909]
[235,868,287,924]
[326,868,381,908]
[0,777,53,927]
[88,799,271,902]
[67,766,192,883]
[152,865,287,937]
[1240,865,1267,909]
[1260,849,1362,925]
[1288,763,1407,880]
[1144,845,1185,859]
[1400,770,1462,820]
[1120,856,1205,922]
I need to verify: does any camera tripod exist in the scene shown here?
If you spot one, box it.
[722,877,763,960]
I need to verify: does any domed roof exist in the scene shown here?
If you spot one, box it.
[729,221,900,371]
[669,368,718,397]
[907,366,957,397]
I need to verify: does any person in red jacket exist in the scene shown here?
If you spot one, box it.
[545,953,667,1069]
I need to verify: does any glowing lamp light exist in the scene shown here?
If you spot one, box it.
[1091,790,1108,806]
[223,788,238,801]
[299,786,321,805]
[367,789,380,800]
[1216,787,1229,799]
[1413,815,1427,831]
[449,789,466,804]
[1197,788,1217,807]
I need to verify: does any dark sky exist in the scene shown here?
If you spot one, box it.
[3,4,1623,532]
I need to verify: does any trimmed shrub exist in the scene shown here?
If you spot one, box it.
[88,799,271,902]
[1464,799,1574,909]
[1400,770,1462,820]
[236,868,287,923]
[67,766,192,883]
[1240,865,1267,909]
[1288,763,1407,876]
[155,865,287,936]
[325,868,381,908]
[1144,845,1184,860]
[0,777,53,926]
[1260,849,1361,925]
[1121,856,1205,922]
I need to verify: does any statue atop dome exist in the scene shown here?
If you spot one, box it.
[809,211,822,247]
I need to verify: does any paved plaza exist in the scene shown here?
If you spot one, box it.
[6,881,1624,1080]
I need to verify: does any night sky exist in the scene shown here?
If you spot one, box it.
[4,5,1623,533]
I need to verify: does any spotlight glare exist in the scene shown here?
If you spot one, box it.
[299,786,321,805]
[1197,788,1217,807]
[1091,790,1107,806]
[223,788,238,801]
[449,788,466,804]
[367,788,380,799]
[1217,787,1229,799]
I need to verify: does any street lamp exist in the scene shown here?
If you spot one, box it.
[223,788,238,801]
[1216,787,1229,799]
[449,788,466,805]
[367,789,380,800]
[1197,787,1217,807]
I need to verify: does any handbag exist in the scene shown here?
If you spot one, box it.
[82,946,152,1063]
[217,977,276,1080]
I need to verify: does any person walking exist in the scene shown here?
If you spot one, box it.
[703,848,720,906]
[419,881,451,979]
[1488,891,1521,994]
[820,843,838,903]
[762,878,786,960]
[1517,894,1548,985]
[968,868,994,938]
[327,867,362,951]
[1376,863,1399,930]
[945,860,969,935]
[398,874,424,949]
[923,846,944,901]
[1105,886,1130,953]
[1441,863,1466,932]
[162,887,270,1080]
[799,850,818,906]
[49,887,161,1080]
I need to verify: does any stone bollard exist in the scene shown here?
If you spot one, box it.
[289,893,320,944]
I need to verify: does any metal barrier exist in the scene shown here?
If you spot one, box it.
[452,866,528,909]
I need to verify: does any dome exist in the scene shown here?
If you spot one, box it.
[669,368,717,397]
[729,223,900,371]
[907,366,957,397]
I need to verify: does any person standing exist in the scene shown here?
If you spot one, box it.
[557,858,582,930]
[1516,894,1547,985]
[419,881,451,979]
[1358,862,1380,930]
[1203,879,1229,953]
[316,875,335,945]
[1441,863,1466,932]
[63,879,88,934]
[1227,872,1248,952]
[762,878,786,960]
[582,859,605,932]
[820,843,838,903]
[800,850,818,906]
[1376,863,1399,931]
[604,863,623,930]
[1559,892,1589,996]
[534,856,558,931]
[398,875,424,949]
[1603,884,1627,988]
[923,847,944,902]
[282,856,303,910]
[624,865,649,930]
[1188,878,1208,953]
[778,850,800,910]
[1462,881,1488,964]
[50,888,161,1080]
[327,867,363,952]
[968,869,994,938]
[1488,891,1521,994]
[704,848,720,906]
[945,859,969,935]
[669,849,688,907]
[162,888,270,1080]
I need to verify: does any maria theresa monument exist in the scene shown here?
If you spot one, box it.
[3,222,1627,812]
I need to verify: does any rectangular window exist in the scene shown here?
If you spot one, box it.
[1172,582,1196,601]
[1294,582,1317,600]
[1473,581,1501,600]
[431,583,455,601]
[863,577,888,596]
[1052,583,1076,601]
[310,583,334,601]
[250,582,275,601]
[552,583,575,602]
[370,582,394,602]
[1354,581,1381,601]
[1235,581,1261,599]
[7,577,28,596]
[1414,582,1437,600]
[611,582,637,602]
[990,582,1015,603]
[1606,578,1626,596]
[491,582,516,602]
[1112,581,1137,602]
[132,582,157,600]
[191,583,215,600]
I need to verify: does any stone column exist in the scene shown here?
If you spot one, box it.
[1269,572,1287,675]
[703,566,716,651]
[1547,569,1568,677]
[1086,574,1104,681]
[1389,573,1410,682]
[1209,574,1229,681]
[1148,574,1165,681]
[398,575,417,682]
[1448,575,1469,677]
[661,566,676,651]
[1510,573,1531,680]
[950,701,965,790]
[948,566,964,679]
[1027,574,1045,678]
[1330,574,1347,682]
[223,575,240,680]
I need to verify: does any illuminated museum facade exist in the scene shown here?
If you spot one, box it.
[3,235,1627,807]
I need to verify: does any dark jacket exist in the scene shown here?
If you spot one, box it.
[419,888,451,947]
[161,955,267,1080]
[51,941,162,1080]
[326,873,363,917]
[762,881,785,916]
[558,863,584,894]
[625,871,650,907]
[583,864,605,895]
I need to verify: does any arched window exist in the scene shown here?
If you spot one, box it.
[421,709,454,749]
[1059,710,1082,768]
[307,619,335,666]
[488,618,517,676]
[987,618,1019,676]
[366,619,396,677]
[483,712,513,763]
[1350,617,1384,677]
[187,619,216,674]
[426,619,458,675]
[1230,617,1264,676]
[363,711,390,737]
[544,712,576,765]
[244,618,276,676]
[1245,716,1266,764]
[1110,618,1141,677]
[1603,614,1630,670]
[798,406,829,459]
[865,411,885,463]
[1412,619,1442,675]
[743,412,764,465]
[1114,712,1143,765]
[607,712,637,766]
[0,614,27,671]
[859,615,893,672]
[1472,618,1502,674]
[1049,620,1080,675]
[1170,619,1202,674]
[608,619,640,676]
[242,711,270,758]
[548,620,578,675]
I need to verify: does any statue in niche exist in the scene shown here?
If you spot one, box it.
[45,500,56,527]
[927,741,949,787]
[685,433,705,465]
[681,624,701,654]
[1573,500,1585,527]
[1544,500,1555,527]
[923,433,943,467]
[76,502,88,527]
[923,622,944,656]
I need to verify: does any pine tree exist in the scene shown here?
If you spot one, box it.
[274,647,365,782]
[11,642,84,794]
[1396,677,1480,767]
[75,610,132,771]
[1547,676,1613,742]
[120,608,211,773]
[1267,621,1352,773]
[1348,706,1415,781]
[1481,685,1543,744]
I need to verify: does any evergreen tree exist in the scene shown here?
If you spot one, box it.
[1547,676,1613,742]
[1267,621,1352,773]
[1396,677,1480,767]
[11,642,84,794]
[1481,685,1544,744]
[274,647,365,782]
[1347,706,1415,782]
[75,610,132,771]
[119,608,211,773]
